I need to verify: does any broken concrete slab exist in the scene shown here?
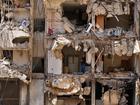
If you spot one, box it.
[45,74,90,95]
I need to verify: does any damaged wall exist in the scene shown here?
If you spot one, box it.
[44,0,140,105]
[0,0,140,105]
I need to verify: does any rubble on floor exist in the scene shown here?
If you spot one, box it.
[102,89,128,105]
[95,71,135,79]
[50,34,139,60]
[45,74,90,96]
[0,58,29,84]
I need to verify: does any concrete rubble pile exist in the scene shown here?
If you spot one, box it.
[10,63,29,73]
[0,58,29,84]
[45,74,90,96]
[98,78,133,105]
[103,89,128,105]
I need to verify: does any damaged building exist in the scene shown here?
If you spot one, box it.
[0,0,140,105]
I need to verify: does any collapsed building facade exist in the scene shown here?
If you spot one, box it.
[0,0,140,105]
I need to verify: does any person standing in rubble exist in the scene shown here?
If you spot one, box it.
[80,55,89,74]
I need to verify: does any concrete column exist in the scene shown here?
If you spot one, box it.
[20,82,28,105]
[44,93,52,105]
[29,79,44,105]
[48,50,62,74]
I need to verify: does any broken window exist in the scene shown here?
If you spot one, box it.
[62,3,88,26]
[32,57,44,73]
[34,19,45,32]
[3,50,13,60]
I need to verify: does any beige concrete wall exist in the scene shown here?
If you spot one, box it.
[13,50,29,65]
[20,82,28,105]
[29,79,44,105]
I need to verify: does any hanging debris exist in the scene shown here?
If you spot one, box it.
[86,1,131,17]
[51,36,71,59]
[102,89,128,105]
[62,17,75,33]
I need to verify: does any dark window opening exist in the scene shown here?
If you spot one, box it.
[3,50,13,60]
[105,15,133,31]
[34,19,45,32]
[32,57,44,73]
[0,79,19,105]
[62,4,88,26]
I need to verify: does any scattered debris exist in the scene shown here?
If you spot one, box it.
[45,74,90,96]
[51,36,71,59]
[0,58,29,84]
[102,89,128,105]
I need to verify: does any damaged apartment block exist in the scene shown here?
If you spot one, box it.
[0,0,140,105]
[44,0,140,105]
